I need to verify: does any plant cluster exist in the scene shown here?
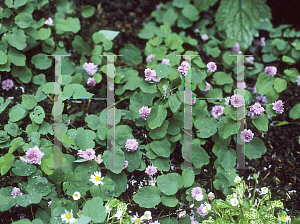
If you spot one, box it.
[1,0,300,223]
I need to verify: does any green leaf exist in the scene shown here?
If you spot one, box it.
[33,74,47,86]
[161,195,179,207]
[22,95,37,110]
[194,116,218,138]
[218,117,238,139]
[133,186,161,208]
[138,21,159,39]
[165,34,184,51]
[216,0,271,49]
[5,123,21,138]
[9,105,27,123]
[98,30,120,41]
[163,8,178,25]
[244,137,266,159]
[31,53,52,70]
[194,0,218,11]
[168,94,181,113]
[0,51,7,65]
[11,65,33,83]
[256,73,274,95]
[8,48,26,66]
[262,54,277,63]
[0,153,14,175]
[15,13,33,28]
[217,148,236,170]
[173,0,190,8]
[12,160,36,176]
[81,5,95,18]
[284,68,299,82]
[154,64,173,78]
[149,120,169,140]
[182,4,199,22]
[55,17,81,34]
[38,28,51,40]
[150,138,171,158]
[6,28,27,50]
[273,78,287,93]
[282,55,296,65]
[192,144,210,168]
[289,103,300,120]
[213,72,233,85]
[42,82,60,94]
[148,104,167,129]
[140,81,157,93]
[0,98,11,115]
[124,150,142,172]
[207,47,221,58]
[29,106,45,124]
[62,131,75,146]
[119,44,142,65]
[182,168,195,188]
[252,114,268,131]
[72,35,92,56]
[16,193,42,207]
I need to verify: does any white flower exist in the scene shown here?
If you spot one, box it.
[230,193,238,198]
[61,210,77,224]
[132,215,144,224]
[114,209,123,219]
[105,205,111,213]
[202,202,212,213]
[72,191,81,200]
[230,198,239,206]
[141,211,152,220]
[234,176,242,183]
[94,154,103,164]
[89,171,104,186]
[44,17,53,26]
[278,215,291,222]
[195,193,204,201]
[162,84,168,92]
[261,187,268,195]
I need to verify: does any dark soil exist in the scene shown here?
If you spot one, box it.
[1,0,300,222]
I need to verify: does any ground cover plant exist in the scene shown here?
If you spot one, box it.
[0,0,300,223]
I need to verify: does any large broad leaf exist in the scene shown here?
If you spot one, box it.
[244,137,266,159]
[133,186,161,208]
[148,104,167,129]
[82,197,107,223]
[215,0,271,49]
[289,103,300,120]
[192,144,210,168]
[119,44,142,65]
[157,173,183,195]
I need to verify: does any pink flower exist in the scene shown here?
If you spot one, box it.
[212,105,224,118]
[240,129,254,142]
[204,82,210,92]
[147,54,155,62]
[250,103,265,117]
[145,165,157,176]
[262,96,268,104]
[191,221,200,224]
[191,187,203,200]
[201,34,208,41]
[197,204,209,216]
[83,62,98,76]
[44,17,53,26]
[144,68,156,81]
[125,139,138,152]
[253,85,258,94]
[48,200,52,207]
[264,66,277,76]
[11,187,23,198]
[123,160,129,169]
[151,75,161,83]
[139,106,151,120]
[66,120,70,126]
[233,42,240,53]
[22,146,44,165]
[230,94,245,108]
[207,192,215,200]
[161,59,170,65]
[2,79,14,91]
[194,29,200,33]
[296,76,300,86]
[246,56,254,64]
[272,100,284,114]
[207,62,217,72]
[260,37,265,47]
[87,77,97,86]
[77,148,96,160]
[178,61,191,76]
[156,5,161,10]
[225,97,230,105]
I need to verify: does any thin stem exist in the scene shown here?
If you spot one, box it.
[251,180,257,205]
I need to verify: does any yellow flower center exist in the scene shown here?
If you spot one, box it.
[95,176,101,181]
[136,218,141,223]
[75,194,78,197]
[280,216,286,220]
[66,213,72,219]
